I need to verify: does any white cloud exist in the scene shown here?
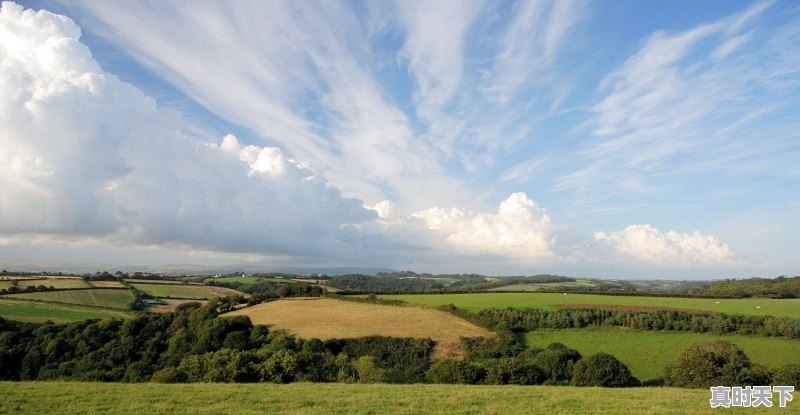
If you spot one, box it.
[594,224,734,266]
[0,3,375,259]
[367,200,396,220]
[395,0,483,119]
[485,0,583,103]
[65,0,474,212]
[0,2,777,276]
[410,192,556,259]
[555,1,799,203]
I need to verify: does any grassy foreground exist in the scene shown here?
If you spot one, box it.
[525,329,800,380]
[0,382,785,414]
[383,292,800,317]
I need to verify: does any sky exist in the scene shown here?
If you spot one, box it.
[1,0,798,278]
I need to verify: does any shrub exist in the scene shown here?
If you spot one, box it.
[570,353,639,387]
[352,355,384,383]
[773,364,800,388]
[426,358,486,384]
[532,343,582,384]
[485,357,545,385]
[666,341,751,388]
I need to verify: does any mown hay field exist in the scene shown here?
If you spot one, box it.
[525,328,800,380]
[132,283,244,299]
[225,298,490,357]
[6,288,134,309]
[0,382,785,415]
[0,298,133,323]
[382,293,800,318]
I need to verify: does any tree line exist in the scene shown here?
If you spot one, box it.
[445,306,800,339]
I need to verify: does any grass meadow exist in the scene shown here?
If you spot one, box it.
[381,292,800,318]
[204,276,291,285]
[6,289,134,309]
[0,298,133,323]
[524,328,800,380]
[148,298,209,313]
[0,382,784,415]
[225,298,490,357]
[0,278,90,290]
[131,283,244,299]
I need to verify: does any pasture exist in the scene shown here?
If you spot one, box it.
[0,298,132,323]
[6,289,134,309]
[489,279,598,291]
[132,283,244,299]
[0,278,89,290]
[381,293,800,318]
[204,276,290,285]
[524,329,800,380]
[124,279,186,284]
[0,382,780,415]
[148,298,208,313]
[224,298,490,357]
[88,281,127,288]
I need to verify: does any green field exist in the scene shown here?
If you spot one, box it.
[0,382,783,415]
[0,298,132,323]
[0,278,89,290]
[203,276,290,285]
[124,279,186,284]
[132,283,244,299]
[524,329,800,380]
[6,289,134,309]
[381,293,800,318]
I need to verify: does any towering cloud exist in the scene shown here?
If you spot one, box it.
[0,2,375,258]
[411,193,556,258]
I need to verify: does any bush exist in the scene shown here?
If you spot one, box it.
[666,341,751,388]
[485,358,545,385]
[151,367,187,383]
[426,358,486,384]
[773,364,800,388]
[532,343,581,384]
[352,355,383,383]
[570,353,639,387]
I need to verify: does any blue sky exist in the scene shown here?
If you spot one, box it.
[1,1,798,277]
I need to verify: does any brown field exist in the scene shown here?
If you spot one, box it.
[148,299,209,313]
[88,281,126,288]
[225,298,491,358]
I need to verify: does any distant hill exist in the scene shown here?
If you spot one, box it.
[0,259,393,276]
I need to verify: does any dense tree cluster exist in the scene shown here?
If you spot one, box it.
[0,301,433,384]
[570,353,639,387]
[678,276,800,298]
[326,274,445,292]
[469,307,800,339]
[666,341,777,388]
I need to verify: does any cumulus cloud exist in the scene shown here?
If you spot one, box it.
[0,2,375,258]
[0,2,758,275]
[409,193,556,259]
[593,224,735,266]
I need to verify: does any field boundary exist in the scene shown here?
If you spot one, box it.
[0,294,135,312]
[0,286,129,295]
[339,290,740,299]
